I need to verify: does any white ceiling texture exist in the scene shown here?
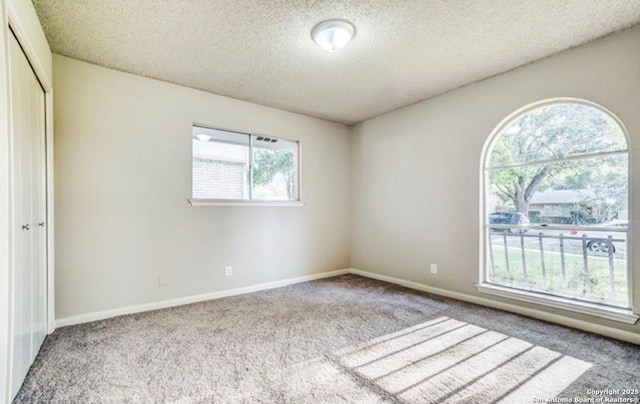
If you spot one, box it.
[32,0,640,124]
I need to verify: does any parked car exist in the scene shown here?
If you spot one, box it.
[583,220,628,253]
[488,212,530,233]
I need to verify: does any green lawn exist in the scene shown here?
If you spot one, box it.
[488,244,628,306]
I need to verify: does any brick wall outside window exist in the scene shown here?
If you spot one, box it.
[192,158,247,199]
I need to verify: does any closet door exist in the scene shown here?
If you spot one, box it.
[8,30,47,398]
[30,46,47,360]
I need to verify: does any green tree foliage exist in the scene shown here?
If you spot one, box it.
[576,155,628,222]
[252,148,295,199]
[488,103,626,215]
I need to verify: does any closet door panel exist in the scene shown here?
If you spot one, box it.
[9,31,34,397]
[8,30,47,398]
[31,74,47,357]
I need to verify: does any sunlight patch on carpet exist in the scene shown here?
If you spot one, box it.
[333,317,592,403]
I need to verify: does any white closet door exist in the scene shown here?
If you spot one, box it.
[9,30,47,399]
[30,48,47,360]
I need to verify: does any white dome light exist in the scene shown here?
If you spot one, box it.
[312,20,355,52]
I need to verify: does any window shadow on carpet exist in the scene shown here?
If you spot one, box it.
[329,316,592,403]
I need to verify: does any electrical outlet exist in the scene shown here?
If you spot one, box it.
[430,264,437,274]
[158,273,168,286]
[225,266,233,277]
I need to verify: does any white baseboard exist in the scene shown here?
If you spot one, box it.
[348,268,640,345]
[55,269,349,328]
[55,267,639,345]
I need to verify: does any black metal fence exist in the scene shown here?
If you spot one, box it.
[487,228,625,302]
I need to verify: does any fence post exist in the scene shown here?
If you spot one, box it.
[503,233,510,280]
[520,232,527,282]
[488,233,495,279]
[539,232,546,288]
[607,235,615,299]
[581,234,590,295]
[559,233,566,289]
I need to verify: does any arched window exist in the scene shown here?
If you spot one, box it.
[481,99,631,314]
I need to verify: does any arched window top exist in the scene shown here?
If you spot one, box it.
[487,101,628,168]
[481,99,632,314]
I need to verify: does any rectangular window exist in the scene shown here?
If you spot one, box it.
[192,126,299,201]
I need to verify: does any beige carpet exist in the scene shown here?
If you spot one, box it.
[334,317,590,403]
[14,275,640,403]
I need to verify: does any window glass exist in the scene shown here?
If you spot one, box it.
[192,126,299,201]
[192,127,250,200]
[251,136,298,201]
[484,102,629,308]
[488,103,627,167]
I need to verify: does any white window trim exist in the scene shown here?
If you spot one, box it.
[191,124,303,204]
[476,283,638,324]
[188,199,305,207]
[478,97,635,322]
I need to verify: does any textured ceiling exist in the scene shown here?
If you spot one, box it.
[32,0,640,124]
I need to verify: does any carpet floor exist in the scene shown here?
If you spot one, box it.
[14,274,640,403]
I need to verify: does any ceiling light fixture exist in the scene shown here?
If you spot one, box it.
[195,134,212,142]
[312,19,355,52]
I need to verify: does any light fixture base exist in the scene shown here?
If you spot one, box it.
[311,19,356,52]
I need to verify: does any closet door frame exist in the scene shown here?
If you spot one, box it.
[1,7,55,403]
[0,1,11,401]
[6,1,54,336]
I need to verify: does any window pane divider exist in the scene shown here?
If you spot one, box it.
[188,199,305,207]
[486,224,628,233]
[486,148,628,171]
[248,134,253,201]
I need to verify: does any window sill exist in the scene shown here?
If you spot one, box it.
[476,283,638,324]
[188,199,305,207]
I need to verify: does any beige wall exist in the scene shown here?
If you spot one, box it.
[54,24,640,337]
[350,25,640,334]
[53,55,351,319]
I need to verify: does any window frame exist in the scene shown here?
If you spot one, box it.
[189,124,304,206]
[477,98,637,324]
